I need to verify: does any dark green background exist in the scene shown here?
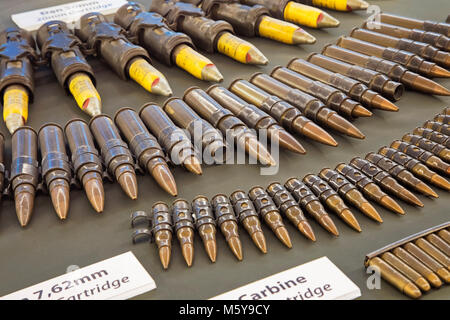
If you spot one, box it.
[0,0,448,300]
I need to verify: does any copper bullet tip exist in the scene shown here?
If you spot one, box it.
[327,113,365,139]
[271,128,306,154]
[437,268,450,283]
[361,202,383,223]
[159,246,171,270]
[15,190,35,227]
[300,121,338,146]
[84,177,105,213]
[228,236,243,261]
[403,283,422,299]
[427,273,443,288]
[341,209,362,232]
[49,181,70,220]
[275,226,293,248]
[244,136,277,166]
[372,95,399,112]
[184,155,203,175]
[412,75,450,95]
[181,243,194,267]
[401,189,424,207]
[416,182,439,198]
[430,65,450,78]
[319,215,339,236]
[205,239,217,263]
[353,105,373,117]
[149,163,178,196]
[380,195,405,215]
[431,173,450,191]
[117,171,138,200]
[415,278,431,292]
[251,231,268,253]
[298,221,316,241]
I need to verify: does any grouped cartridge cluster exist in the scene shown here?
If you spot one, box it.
[365,222,450,299]
[137,106,450,270]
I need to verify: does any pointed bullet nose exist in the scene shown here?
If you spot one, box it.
[270,128,306,154]
[317,12,340,28]
[159,246,171,270]
[319,215,339,236]
[149,163,178,196]
[83,96,102,117]
[201,65,224,82]
[182,243,194,267]
[84,178,105,213]
[298,221,316,241]
[292,29,316,44]
[416,182,438,198]
[15,191,35,227]
[244,136,276,166]
[275,227,292,248]
[50,181,70,220]
[118,172,138,200]
[372,95,399,112]
[184,155,203,175]
[251,231,268,253]
[341,209,362,232]
[327,113,365,139]
[299,121,338,146]
[246,47,269,65]
[205,239,217,263]
[228,236,243,261]
[431,173,450,191]
[380,195,405,215]
[353,105,373,117]
[430,65,450,78]
[401,189,424,207]
[361,202,383,223]
[151,76,173,96]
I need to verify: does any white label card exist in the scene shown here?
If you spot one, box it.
[11,0,128,32]
[211,256,361,300]
[1,251,156,300]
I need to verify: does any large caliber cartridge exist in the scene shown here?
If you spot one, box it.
[0,28,37,133]
[303,174,361,232]
[38,124,72,220]
[114,2,222,82]
[350,28,450,68]
[319,168,382,222]
[248,186,292,248]
[240,0,340,28]
[250,73,365,139]
[379,147,450,191]
[349,157,423,207]
[267,182,316,241]
[337,36,450,78]
[151,201,173,269]
[149,0,268,64]
[36,21,101,117]
[89,115,138,199]
[415,238,450,270]
[402,133,450,162]
[335,163,405,214]
[413,127,450,149]
[379,13,450,38]
[191,195,217,262]
[75,12,171,96]
[307,53,404,102]
[163,98,228,164]
[390,140,450,176]
[229,79,337,146]
[11,127,38,227]
[424,120,450,137]
[270,66,373,117]
[284,177,339,236]
[140,103,202,175]
[230,190,267,253]
[361,21,450,52]
[365,152,438,198]
[114,107,177,196]
[321,44,450,96]
[200,0,315,44]
[207,85,305,154]
[172,199,195,267]
[426,234,450,256]
[293,0,369,11]
[287,58,398,110]
[183,87,276,165]
[368,257,422,299]
[64,119,104,212]
[211,194,243,260]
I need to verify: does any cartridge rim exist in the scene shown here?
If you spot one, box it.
[88,114,112,130]
[138,102,161,117]
[205,84,221,94]
[192,194,209,202]
[269,65,284,76]
[228,78,245,90]
[37,122,64,136]
[162,97,183,109]
[249,72,264,82]
[11,126,37,138]
[230,189,247,198]
[152,201,169,209]
[182,86,202,101]
[113,107,137,123]
[63,118,89,134]
[172,198,189,206]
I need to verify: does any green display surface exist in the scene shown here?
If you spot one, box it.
[0,0,448,300]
